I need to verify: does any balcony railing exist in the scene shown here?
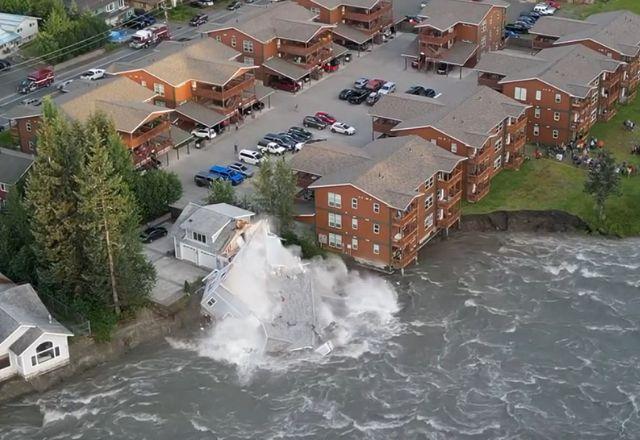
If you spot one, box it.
[572,98,588,109]
[507,133,526,152]
[436,208,460,229]
[469,146,491,164]
[372,118,398,134]
[392,206,418,229]
[508,117,527,134]
[419,30,456,47]
[437,191,462,209]
[391,249,417,269]
[437,168,462,191]
[132,137,172,168]
[478,74,502,90]
[344,1,391,23]
[467,184,490,203]
[505,153,524,170]
[193,75,255,102]
[468,165,491,182]
[279,39,331,58]
[123,120,171,149]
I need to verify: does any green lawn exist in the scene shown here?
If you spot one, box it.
[590,98,640,167]
[0,131,16,149]
[560,0,640,18]
[167,5,200,21]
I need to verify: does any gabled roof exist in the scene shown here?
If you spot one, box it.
[0,147,34,186]
[290,136,464,209]
[416,0,508,31]
[175,101,228,128]
[0,12,39,29]
[109,39,255,87]
[332,23,373,45]
[308,0,380,10]
[263,57,314,81]
[530,10,640,58]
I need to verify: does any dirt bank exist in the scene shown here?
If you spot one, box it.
[460,210,592,234]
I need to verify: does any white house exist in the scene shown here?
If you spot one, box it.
[0,277,73,382]
[172,203,254,270]
[0,13,39,57]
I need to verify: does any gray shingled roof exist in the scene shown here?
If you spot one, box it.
[175,101,227,128]
[437,41,478,66]
[417,0,508,31]
[333,23,373,44]
[473,50,547,76]
[294,136,464,209]
[308,0,380,10]
[289,141,371,176]
[0,148,33,186]
[528,16,595,39]
[263,57,313,81]
[179,206,231,236]
[9,327,43,355]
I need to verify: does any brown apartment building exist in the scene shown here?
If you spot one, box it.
[403,0,508,73]
[475,45,624,146]
[529,10,640,103]
[289,136,465,271]
[294,0,393,48]
[2,77,175,168]
[109,39,264,132]
[369,86,529,202]
[203,2,346,88]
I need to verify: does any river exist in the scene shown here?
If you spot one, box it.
[1,233,639,439]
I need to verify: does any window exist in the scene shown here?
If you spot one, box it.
[25,122,32,132]
[32,341,58,366]
[231,36,236,47]
[28,141,34,151]
[140,80,147,87]
[373,243,380,255]
[481,21,486,33]
[514,87,527,101]
[192,232,206,243]
[153,83,165,96]
[352,217,358,230]
[555,93,562,103]
[106,2,115,12]
[424,194,433,209]
[553,112,560,122]
[533,124,540,136]
[373,203,380,213]
[244,56,254,66]
[243,40,254,53]
[351,238,358,250]
[494,156,502,169]
[207,298,216,307]
[425,176,434,189]
[328,192,341,208]
[0,355,9,370]
[425,213,434,229]
[373,223,380,234]
[534,107,540,119]
[118,0,124,7]
[451,143,457,153]
[494,139,502,151]
[535,90,542,100]
[437,209,444,221]
[552,129,559,139]
[351,198,358,209]
[215,35,221,42]
[328,233,342,248]
[328,212,342,229]
[310,7,320,14]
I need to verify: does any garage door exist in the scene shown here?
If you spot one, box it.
[198,250,216,269]
[181,244,198,265]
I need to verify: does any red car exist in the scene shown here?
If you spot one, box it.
[365,79,385,91]
[272,79,300,92]
[315,112,337,124]
[546,0,560,8]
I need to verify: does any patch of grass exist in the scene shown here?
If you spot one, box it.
[590,98,640,167]
[167,4,199,21]
[463,157,640,237]
[559,0,640,19]
[0,130,17,149]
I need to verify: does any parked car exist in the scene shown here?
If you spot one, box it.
[379,81,396,94]
[190,0,214,7]
[238,149,263,165]
[331,122,356,135]
[505,23,529,34]
[365,79,385,92]
[228,162,254,178]
[57,79,74,92]
[518,15,536,25]
[0,60,10,71]
[21,97,42,106]
[515,20,533,29]
[194,170,217,186]
[303,115,327,129]
[339,88,357,100]
[504,30,519,39]
[540,6,556,15]
[288,126,313,141]
[264,133,302,151]
[366,91,381,106]
[315,111,337,124]
[139,226,167,243]
[258,141,286,155]
[189,13,208,26]
[533,3,555,14]
[406,86,436,98]
[354,77,368,89]
[348,89,370,104]
[284,130,308,143]
[436,63,448,75]
[324,59,339,72]
[272,78,300,92]
[227,1,241,10]
[191,127,217,139]
[209,165,245,185]
[80,68,105,80]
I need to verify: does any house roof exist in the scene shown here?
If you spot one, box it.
[0,12,38,29]
[206,203,254,219]
[0,283,72,344]
[416,0,508,31]
[175,101,228,128]
[179,206,231,236]
[309,0,380,10]
[435,40,478,66]
[109,39,255,87]
[291,136,464,209]
[262,57,314,81]
[0,28,19,46]
[530,10,640,57]
[9,327,44,355]
[1,104,41,120]
[202,2,331,43]
[370,86,528,148]
[0,147,34,186]
[332,23,373,45]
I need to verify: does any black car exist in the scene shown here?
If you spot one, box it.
[227,0,241,10]
[252,101,265,111]
[0,60,10,71]
[288,126,313,141]
[140,226,168,243]
[505,23,529,34]
[303,115,327,129]
[264,133,297,151]
[518,14,536,24]
[406,86,437,98]
[339,88,357,100]
[189,13,208,26]
[190,0,214,7]
[347,89,370,104]
[284,130,307,143]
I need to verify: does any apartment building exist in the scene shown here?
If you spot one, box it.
[530,10,640,103]
[203,2,344,87]
[289,136,465,270]
[3,77,174,168]
[109,39,262,131]
[369,86,528,203]
[403,0,508,73]
[295,0,393,47]
[475,45,623,146]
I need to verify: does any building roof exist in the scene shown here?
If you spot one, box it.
[289,141,371,176]
[530,10,640,57]
[370,86,528,148]
[109,39,255,87]
[0,12,38,29]
[437,41,478,66]
[176,203,254,235]
[206,203,255,219]
[476,44,623,98]
[332,23,373,45]
[416,0,508,31]
[0,28,20,46]
[309,0,380,10]
[9,327,44,355]
[1,104,41,120]
[175,101,227,128]
[262,57,314,81]
[0,147,34,186]
[0,283,72,345]
[292,136,464,209]
[203,2,332,43]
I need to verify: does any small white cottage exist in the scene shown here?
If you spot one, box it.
[0,277,73,382]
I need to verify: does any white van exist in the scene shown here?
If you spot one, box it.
[379,81,396,95]
[238,149,263,165]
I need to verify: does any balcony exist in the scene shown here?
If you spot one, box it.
[123,119,171,149]
[392,205,418,229]
[571,98,588,109]
[419,30,456,48]
[505,153,524,170]
[508,117,527,134]
[132,137,173,168]
[532,36,556,50]
[193,74,255,102]
[507,132,526,152]
[468,146,491,164]
[372,118,398,134]
[437,168,462,191]
[467,184,490,203]
[279,38,331,58]
[478,73,502,91]
[467,164,491,183]
[437,191,462,209]
[436,207,460,229]
[391,248,417,269]
[344,1,392,23]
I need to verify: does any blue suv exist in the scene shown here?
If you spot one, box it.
[209,165,245,185]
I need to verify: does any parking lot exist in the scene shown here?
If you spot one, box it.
[165,32,480,208]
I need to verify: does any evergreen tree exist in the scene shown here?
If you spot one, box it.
[254,158,296,232]
[134,170,183,221]
[208,179,235,205]
[254,158,275,213]
[584,151,621,221]
[0,189,36,284]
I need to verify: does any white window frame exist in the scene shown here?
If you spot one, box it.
[555,93,562,103]
[373,243,380,255]
[243,40,254,53]
[425,176,434,188]
[192,232,206,243]
[514,87,527,101]
[0,183,6,192]
[553,111,560,122]
[328,233,342,248]
[552,129,559,139]
[373,223,380,234]
[328,192,341,208]
[425,213,434,229]
[534,107,540,118]
[494,156,502,169]
[351,237,358,250]
[153,83,165,96]
[231,36,237,47]
[450,143,457,153]
[328,212,342,229]
[351,217,358,230]
[373,203,380,214]
[351,198,358,209]
[424,194,433,209]
[533,124,540,136]
[25,122,32,132]
[535,90,542,101]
